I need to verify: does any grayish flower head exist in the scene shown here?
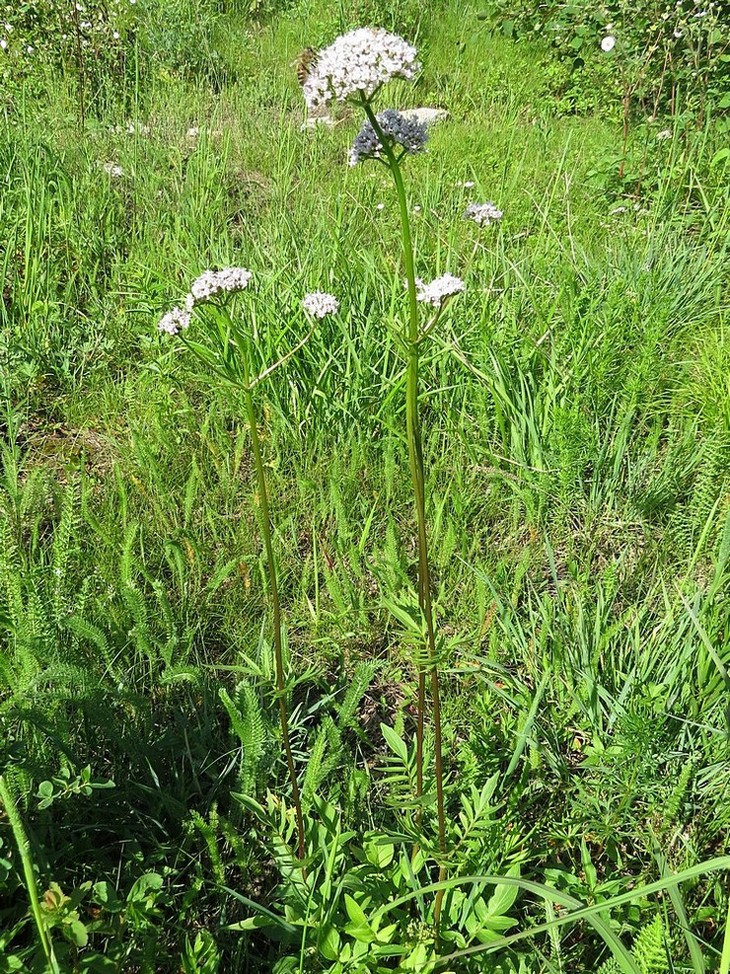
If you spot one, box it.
[158,306,191,336]
[187,267,252,307]
[349,109,428,166]
[303,28,420,111]
[302,292,339,318]
[465,201,503,227]
[415,274,466,307]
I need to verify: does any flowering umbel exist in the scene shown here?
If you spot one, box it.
[465,202,503,227]
[349,110,428,166]
[157,306,191,336]
[186,267,253,308]
[302,292,340,318]
[302,28,420,111]
[416,274,466,307]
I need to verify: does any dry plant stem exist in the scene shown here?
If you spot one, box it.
[361,99,447,932]
[0,776,60,974]
[70,2,86,128]
[242,380,306,866]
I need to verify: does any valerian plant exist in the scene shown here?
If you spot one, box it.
[301,26,502,935]
[157,268,339,865]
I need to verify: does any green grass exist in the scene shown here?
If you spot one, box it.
[0,0,729,970]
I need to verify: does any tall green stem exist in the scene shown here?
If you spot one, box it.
[0,776,60,973]
[362,101,447,929]
[241,382,306,864]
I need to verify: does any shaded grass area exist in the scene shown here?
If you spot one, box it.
[1,0,729,969]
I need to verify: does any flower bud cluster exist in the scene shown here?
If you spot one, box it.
[349,109,428,166]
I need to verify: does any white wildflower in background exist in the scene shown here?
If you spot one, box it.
[656,129,672,140]
[158,306,191,336]
[376,202,385,210]
[302,292,339,318]
[0,39,6,50]
[349,109,428,166]
[415,274,465,307]
[187,267,252,306]
[302,28,420,111]
[601,35,616,52]
[463,180,475,188]
[103,162,124,177]
[465,201,503,226]
[187,126,200,139]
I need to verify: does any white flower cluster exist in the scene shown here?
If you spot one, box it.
[416,274,466,307]
[302,28,420,111]
[349,109,428,166]
[302,292,339,318]
[103,161,124,177]
[158,306,191,336]
[601,35,616,52]
[186,267,252,307]
[465,202,503,227]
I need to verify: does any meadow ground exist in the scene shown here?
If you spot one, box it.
[1,0,729,970]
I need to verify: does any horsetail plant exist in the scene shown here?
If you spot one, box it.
[157,269,338,865]
[302,27,472,932]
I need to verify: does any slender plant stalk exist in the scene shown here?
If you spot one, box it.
[70,2,87,128]
[241,379,306,865]
[362,101,448,931]
[720,893,730,974]
[0,776,60,974]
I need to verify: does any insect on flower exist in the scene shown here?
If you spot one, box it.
[294,47,319,88]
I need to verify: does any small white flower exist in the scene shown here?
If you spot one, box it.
[188,267,252,305]
[415,274,465,307]
[465,201,503,227]
[376,202,385,210]
[413,205,422,213]
[302,291,339,318]
[674,28,683,37]
[656,129,672,140]
[302,28,420,111]
[113,30,120,39]
[26,44,33,53]
[462,180,475,188]
[601,35,616,52]
[187,126,200,138]
[609,205,627,215]
[158,306,191,336]
[103,161,124,177]
[0,39,6,50]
